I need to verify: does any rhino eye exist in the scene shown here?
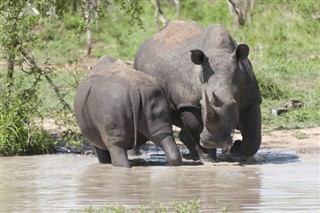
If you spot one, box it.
[210,91,223,107]
[212,99,223,107]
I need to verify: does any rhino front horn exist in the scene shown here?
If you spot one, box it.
[203,90,220,127]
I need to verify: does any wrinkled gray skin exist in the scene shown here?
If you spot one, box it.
[134,21,262,162]
[74,56,182,167]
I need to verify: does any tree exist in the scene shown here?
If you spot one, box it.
[0,0,70,155]
[153,0,180,31]
[227,0,254,26]
[0,0,145,155]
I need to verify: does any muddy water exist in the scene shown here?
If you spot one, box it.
[1,149,319,213]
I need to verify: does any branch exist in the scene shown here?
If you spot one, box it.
[228,0,241,17]
[20,48,73,114]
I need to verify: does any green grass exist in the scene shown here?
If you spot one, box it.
[70,199,201,213]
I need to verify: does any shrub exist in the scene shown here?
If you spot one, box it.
[0,77,55,156]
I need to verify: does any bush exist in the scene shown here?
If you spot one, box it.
[70,199,201,213]
[0,77,55,156]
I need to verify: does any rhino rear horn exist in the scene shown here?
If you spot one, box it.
[203,90,220,127]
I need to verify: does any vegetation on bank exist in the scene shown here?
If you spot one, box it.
[0,0,319,156]
[70,199,202,213]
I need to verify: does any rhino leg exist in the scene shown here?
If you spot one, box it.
[94,146,112,164]
[158,136,183,166]
[180,109,216,162]
[108,145,131,168]
[99,133,131,167]
[231,103,261,157]
[179,129,199,160]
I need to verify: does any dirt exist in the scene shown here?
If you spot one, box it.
[174,126,320,155]
[258,127,320,154]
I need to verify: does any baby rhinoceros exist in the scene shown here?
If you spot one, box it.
[74,56,182,167]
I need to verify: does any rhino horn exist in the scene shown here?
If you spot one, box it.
[203,90,220,128]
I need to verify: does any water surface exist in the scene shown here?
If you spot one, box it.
[1,149,319,212]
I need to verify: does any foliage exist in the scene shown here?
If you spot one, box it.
[0,0,70,156]
[115,0,144,34]
[69,199,200,213]
[0,76,55,156]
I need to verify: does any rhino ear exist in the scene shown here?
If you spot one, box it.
[190,49,207,65]
[234,44,249,61]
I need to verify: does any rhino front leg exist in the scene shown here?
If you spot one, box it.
[158,136,182,166]
[180,109,216,162]
[179,128,199,160]
[231,103,261,157]
[179,128,217,161]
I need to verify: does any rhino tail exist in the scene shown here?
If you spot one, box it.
[129,88,141,149]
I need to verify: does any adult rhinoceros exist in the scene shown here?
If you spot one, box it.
[134,21,261,161]
[74,56,182,167]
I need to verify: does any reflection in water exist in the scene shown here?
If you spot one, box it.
[79,163,261,212]
[1,150,319,212]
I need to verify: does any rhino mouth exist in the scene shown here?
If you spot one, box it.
[200,136,232,149]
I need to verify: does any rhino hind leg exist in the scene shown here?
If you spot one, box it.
[108,145,131,168]
[94,146,112,164]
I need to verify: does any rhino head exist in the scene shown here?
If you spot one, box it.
[190,44,249,149]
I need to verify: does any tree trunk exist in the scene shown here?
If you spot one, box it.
[6,22,18,90]
[85,0,92,55]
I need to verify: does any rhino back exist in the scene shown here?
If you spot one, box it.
[90,56,117,75]
[76,60,173,146]
[134,21,205,109]
[135,22,234,109]
[106,61,174,139]
[74,74,135,148]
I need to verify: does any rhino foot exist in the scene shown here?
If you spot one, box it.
[230,140,242,156]
[228,140,249,162]
[199,154,217,163]
[182,150,200,161]
[195,144,217,163]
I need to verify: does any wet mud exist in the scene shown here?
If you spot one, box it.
[1,145,319,212]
